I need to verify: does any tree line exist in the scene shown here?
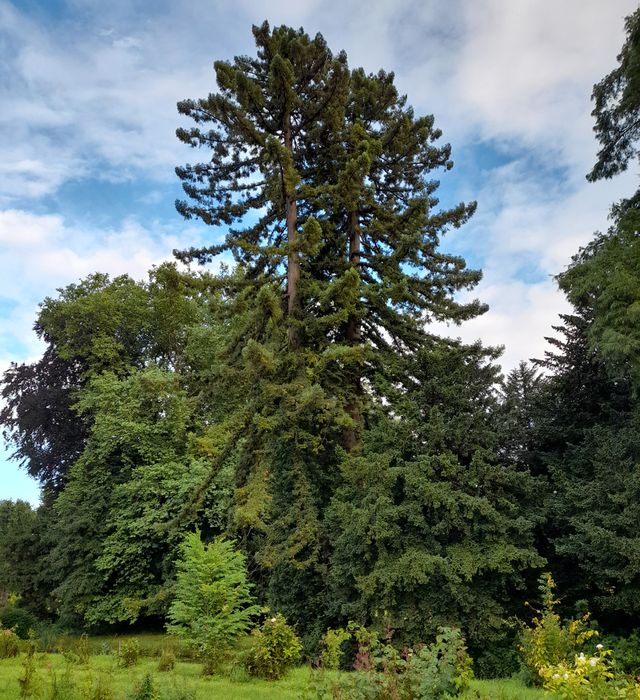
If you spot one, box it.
[1,13,639,667]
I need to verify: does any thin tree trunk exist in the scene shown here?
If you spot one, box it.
[344,208,362,452]
[283,113,300,348]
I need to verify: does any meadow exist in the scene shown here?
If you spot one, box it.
[0,643,550,700]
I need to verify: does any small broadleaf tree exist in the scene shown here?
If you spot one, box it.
[167,532,260,671]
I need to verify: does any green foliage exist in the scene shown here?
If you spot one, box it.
[18,638,38,698]
[320,627,351,671]
[117,639,141,668]
[588,7,640,182]
[0,604,38,640]
[74,635,90,665]
[0,626,20,658]
[307,625,472,699]
[167,533,260,670]
[245,614,303,680]
[559,209,640,388]
[599,632,640,676]
[131,673,159,700]
[327,340,543,650]
[519,574,597,686]
[540,647,640,699]
[406,627,474,699]
[473,641,520,680]
[157,648,176,672]
[80,675,115,700]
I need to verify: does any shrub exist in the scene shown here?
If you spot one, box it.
[0,626,20,658]
[306,624,473,700]
[167,533,260,672]
[80,675,115,700]
[519,573,597,685]
[406,627,474,700]
[158,648,176,672]
[320,627,351,671]
[18,637,38,698]
[45,662,76,700]
[118,639,141,668]
[473,640,520,679]
[245,614,303,681]
[131,673,159,700]
[75,634,91,664]
[600,631,640,676]
[1,605,38,639]
[540,646,640,699]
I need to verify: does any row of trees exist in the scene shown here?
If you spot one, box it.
[1,11,639,661]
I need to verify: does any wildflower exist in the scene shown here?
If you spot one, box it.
[596,643,603,650]
[589,658,597,667]
[270,617,276,623]
[563,673,569,680]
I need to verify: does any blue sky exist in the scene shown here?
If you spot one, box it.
[1,0,637,505]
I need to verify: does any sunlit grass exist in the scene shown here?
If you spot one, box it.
[0,643,551,699]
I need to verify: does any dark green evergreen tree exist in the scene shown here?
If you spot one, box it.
[327,339,543,649]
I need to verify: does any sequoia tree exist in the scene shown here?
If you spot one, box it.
[174,22,539,643]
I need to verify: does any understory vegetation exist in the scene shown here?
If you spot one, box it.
[2,8,640,699]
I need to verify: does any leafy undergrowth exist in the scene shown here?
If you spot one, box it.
[0,652,551,700]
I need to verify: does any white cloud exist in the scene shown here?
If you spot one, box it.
[0,208,208,362]
[1,0,638,376]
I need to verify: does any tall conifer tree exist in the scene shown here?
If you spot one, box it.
[174,23,533,639]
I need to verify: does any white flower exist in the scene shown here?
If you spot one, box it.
[578,653,586,661]
[563,673,569,680]
[589,658,597,667]
[552,673,560,679]
[270,617,276,623]
[596,643,603,650]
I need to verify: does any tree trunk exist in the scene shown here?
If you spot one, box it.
[344,208,362,452]
[283,113,300,348]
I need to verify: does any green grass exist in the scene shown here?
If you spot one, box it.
[465,678,551,698]
[0,654,312,699]
[0,651,551,699]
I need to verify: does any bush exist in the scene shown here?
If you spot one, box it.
[0,626,20,658]
[406,627,474,700]
[118,639,141,668]
[167,533,260,672]
[131,673,159,700]
[519,573,597,686]
[245,614,303,681]
[320,627,351,671]
[18,637,38,698]
[473,640,520,679]
[80,675,115,700]
[306,624,473,700]
[0,605,38,639]
[157,648,176,672]
[540,646,640,699]
[600,631,640,676]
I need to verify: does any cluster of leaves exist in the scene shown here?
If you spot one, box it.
[540,648,640,700]
[518,574,597,686]
[308,624,473,699]
[167,534,260,672]
[244,613,303,680]
[0,626,20,658]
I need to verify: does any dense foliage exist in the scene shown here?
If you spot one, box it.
[1,13,640,685]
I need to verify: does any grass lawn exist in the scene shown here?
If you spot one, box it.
[0,652,551,699]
